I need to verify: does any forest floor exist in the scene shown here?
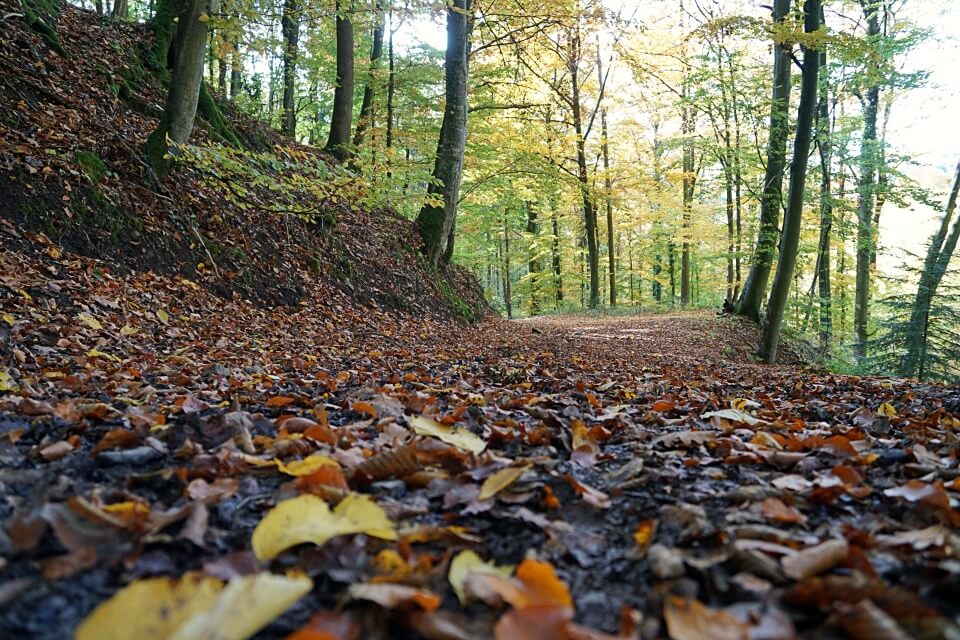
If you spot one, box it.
[3,237,960,639]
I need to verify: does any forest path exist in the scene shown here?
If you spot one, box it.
[3,272,960,637]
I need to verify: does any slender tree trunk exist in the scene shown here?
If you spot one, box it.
[526,201,541,314]
[280,0,300,137]
[415,0,471,266]
[815,36,833,350]
[503,212,512,319]
[111,0,127,19]
[680,77,695,308]
[854,2,882,362]
[386,9,396,151]
[551,202,563,305]
[145,0,212,177]
[354,3,385,148]
[229,43,241,99]
[602,109,616,307]
[759,0,822,364]
[901,159,960,377]
[325,0,355,160]
[737,0,792,321]
[569,26,599,308]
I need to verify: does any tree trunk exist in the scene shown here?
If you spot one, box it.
[569,26,599,308]
[354,2,385,148]
[415,0,470,266]
[325,0,354,160]
[854,2,882,362]
[680,76,695,308]
[551,202,562,306]
[111,0,127,19]
[386,8,395,151]
[737,0,792,321]
[145,0,212,177]
[526,201,541,314]
[602,108,616,307]
[229,43,241,99]
[503,212,512,319]
[901,159,960,377]
[280,0,300,137]
[815,34,833,350]
[759,0,821,364]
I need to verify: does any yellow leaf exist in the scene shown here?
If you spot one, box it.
[252,493,397,561]
[76,574,223,640]
[478,465,529,501]
[87,348,121,362]
[2,314,13,326]
[120,324,139,336]
[410,415,485,454]
[168,573,312,640]
[0,370,18,392]
[276,454,339,476]
[76,572,311,640]
[157,309,170,324]
[77,312,102,330]
[878,402,897,417]
[448,550,513,604]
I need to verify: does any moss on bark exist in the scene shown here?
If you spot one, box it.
[20,0,66,56]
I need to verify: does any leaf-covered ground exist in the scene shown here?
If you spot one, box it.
[3,238,960,640]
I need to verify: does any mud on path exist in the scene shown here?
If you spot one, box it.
[2,274,960,638]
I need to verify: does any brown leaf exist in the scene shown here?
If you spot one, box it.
[663,596,748,640]
[781,538,849,580]
[836,599,912,640]
[758,497,808,524]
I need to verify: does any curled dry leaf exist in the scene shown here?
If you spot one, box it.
[251,493,397,561]
[275,454,339,477]
[448,550,514,604]
[781,538,849,581]
[465,558,572,610]
[883,480,951,511]
[410,415,486,454]
[757,497,808,525]
[663,596,749,640]
[350,444,421,483]
[348,582,441,612]
[76,572,312,640]
[479,465,530,501]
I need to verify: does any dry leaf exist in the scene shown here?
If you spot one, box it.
[781,538,849,580]
[251,494,397,561]
[348,583,441,612]
[76,572,311,640]
[410,415,486,454]
[479,465,530,501]
[276,454,339,476]
[448,550,514,604]
[663,596,748,640]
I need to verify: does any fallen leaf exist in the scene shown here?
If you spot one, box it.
[75,572,311,640]
[781,538,849,580]
[276,454,339,476]
[77,312,102,330]
[663,596,748,640]
[348,583,441,612]
[410,415,486,454]
[479,465,530,501]
[448,550,514,604]
[251,493,397,561]
[758,497,807,525]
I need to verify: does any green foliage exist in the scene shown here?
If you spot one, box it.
[74,151,109,183]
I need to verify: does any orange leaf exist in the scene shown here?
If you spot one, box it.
[664,596,748,640]
[296,466,350,493]
[91,428,142,455]
[351,401,377,418]
[267,396,296,408]
[759,497,808,524]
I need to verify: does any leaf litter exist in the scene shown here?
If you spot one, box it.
[2,241,960,638]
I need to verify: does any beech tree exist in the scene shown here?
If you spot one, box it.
[759,0,822,364]
[325,0,355,160]
[416,0,471,267]
[145,0,215,176]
